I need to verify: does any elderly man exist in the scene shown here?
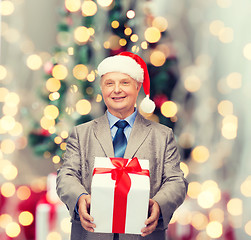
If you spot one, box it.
[56,52,188,240]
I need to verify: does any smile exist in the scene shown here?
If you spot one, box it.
[112,96,126,100]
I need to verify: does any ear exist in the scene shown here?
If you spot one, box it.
[137,82,142,92]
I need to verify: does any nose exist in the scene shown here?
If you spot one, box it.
[114,82,121,93]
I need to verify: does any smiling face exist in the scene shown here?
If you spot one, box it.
[100,72,142,119]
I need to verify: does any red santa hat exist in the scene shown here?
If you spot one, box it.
[97,51,155,113]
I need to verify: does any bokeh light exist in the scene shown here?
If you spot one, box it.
[46,78,61,92]
[221,115,238,139]
[0,0,15,16]
[191,145,210,163]
[3,105,18,117]
[2,164,18,180]
[17,186,31,200]
[209,208,224,223]
[245,221,251,237]
[0,116,16,131]
[26,54,43,70]
[0,88,9,102]
[44,105,59,120]
[40,117,55,130]
[111,20,119,29]
[243,43,251,60]
[76,99,91,115]
[150,51,166,67]
[240,176,251,197]
[73,64,89,80]
[65,0,81,12]
[144,27,161,43]
[19,211,34,226]
[60,217,71,233]
[141,41,148,49]
[0,214,12,228]
[1,182,16,197]
[130,34,139,42]
[52,156,61,164]
[160,101,178,118]
[191,212,208,230]
[209,20,225,36]
[226,72,242,89]
[5,92,20,106]
[1,139,16,154]
[74,26,91,44]
[127,10,135,19]
[52,64,68,80]
[81,0,97,16]
[184,75,201,92]
[217,100,233,116]
[227,198,243,216]
[5,222,21,238]
[46,231,62,240]
[124,27,132,36]
[218,27,234,43]
[49,92,60,101]
[180,162,189,178]
[152,16,168,32]
[61,131,69,139]
[187,181,202,199]
[97,0,113,7]
[206,221,223,238]
[0,65,7,80]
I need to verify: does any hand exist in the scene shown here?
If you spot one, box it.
[78,194,96,232]
[141,199,160,237]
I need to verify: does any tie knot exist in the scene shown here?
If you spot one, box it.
[115,120,128,129]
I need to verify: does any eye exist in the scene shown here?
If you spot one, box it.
[122,81,129,85]
[105,81,114,86]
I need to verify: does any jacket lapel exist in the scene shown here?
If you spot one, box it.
[93,113,114,157]
[124,113,152,159]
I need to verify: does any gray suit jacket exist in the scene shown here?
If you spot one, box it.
[56,112,188,240]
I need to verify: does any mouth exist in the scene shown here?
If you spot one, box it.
[112,96,126,101]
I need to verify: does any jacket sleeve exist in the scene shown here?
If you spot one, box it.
[56,126,88,219]
[152,129,188,229]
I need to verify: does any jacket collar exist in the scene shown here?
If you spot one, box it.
[93,112,152,158]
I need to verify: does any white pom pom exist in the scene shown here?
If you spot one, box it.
[140,95,155,113]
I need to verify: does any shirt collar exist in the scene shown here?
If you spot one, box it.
[107,109,137,128]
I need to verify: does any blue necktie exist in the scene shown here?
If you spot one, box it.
[113,120,128,158]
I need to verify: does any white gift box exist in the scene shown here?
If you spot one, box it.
[36,202,70,240]
[36,173,71,240]
[90,157,150,234]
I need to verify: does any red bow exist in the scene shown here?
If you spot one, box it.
[93,157,150,233]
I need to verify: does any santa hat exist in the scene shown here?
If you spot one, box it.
[97,51,155,113]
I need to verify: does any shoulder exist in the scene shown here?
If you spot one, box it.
[74,114,108,132]
[137,113,173,135]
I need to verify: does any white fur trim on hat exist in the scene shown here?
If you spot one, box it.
[97,55,144,82]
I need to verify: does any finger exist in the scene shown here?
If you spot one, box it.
[80,215,96,232]
[81,208,94,222]
[141,220,158,237]
[145,208,157,225]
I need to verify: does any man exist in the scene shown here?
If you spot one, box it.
[56,52,188,240]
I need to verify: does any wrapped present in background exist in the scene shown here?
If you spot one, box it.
[35,173,70,240]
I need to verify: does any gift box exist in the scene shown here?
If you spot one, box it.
[35,173,70,240]
[90,157,150,234]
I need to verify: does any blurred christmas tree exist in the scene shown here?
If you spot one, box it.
[28,0,183,164]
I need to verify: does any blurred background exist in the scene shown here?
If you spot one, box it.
[1,0,251,239]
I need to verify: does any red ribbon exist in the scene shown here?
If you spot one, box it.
[93,157,150,233]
